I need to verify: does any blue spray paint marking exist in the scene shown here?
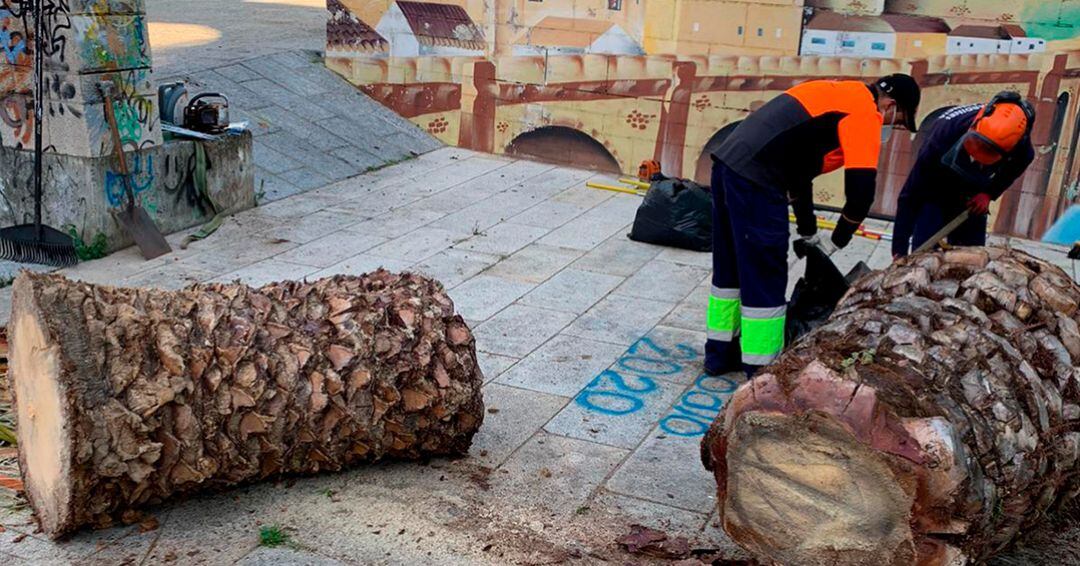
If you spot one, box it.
[573,336,736,437]
[105,153,154,208]
[659,374,738,437]
[575,370,659,415]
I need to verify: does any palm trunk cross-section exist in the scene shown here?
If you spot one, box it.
[702,247,1080,565]
[8,271,485,539]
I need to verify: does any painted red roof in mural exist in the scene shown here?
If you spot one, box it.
[396,1,486,51]
[805,11,892,33]
[949,24,1027,39]
[879,13,951,34]
[327,0,388,52]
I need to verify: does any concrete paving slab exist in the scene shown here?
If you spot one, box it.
[211,258,319,287]
[655,247,712,268]
[447,275,537,322]
[605,430,719,514]
[518,269,625,314]
[571,236,663,277]
[473,305,577,358]
[508,199,590,230]
[589,491,710,534]
[430,191,551,236]
[494,334,627,397]
[254,144,303,175]
[477,352,520,384]
[120,262,219,290]
[545,372,685,449]
[236,547,349,566]
[0,520,152,565]
[274,231,388,268]
[343,207,445,238]
[563,295,675,346]
[136,488,264,565]
[635,326,709,385]
[310,255,413,279]
[257,210,360,244]
[412,249,502,290]
[482,244,584,284]
[538,213,629,251]
[490,433,628,517]
[550,185,612,209]
[366,228,466,263]
[407,185,500,219]
[454,223,551,256]
[471,383,569,467]
[614,259,710,303]
[277,167,336,192]
[177,238,301,275]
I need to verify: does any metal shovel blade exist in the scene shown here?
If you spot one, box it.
[113,205,172,260]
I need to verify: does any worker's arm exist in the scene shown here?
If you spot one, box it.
[833,112,882,248]
[891,130,948,257]
[790,184,817,237]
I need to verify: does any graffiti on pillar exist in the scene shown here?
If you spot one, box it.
[1,0,159,157]
[104,151,153,208]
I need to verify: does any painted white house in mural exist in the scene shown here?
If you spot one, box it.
[800,11,897,58]
[946,25,1046,55]
[513,17,644,56]
[376,0,486,57]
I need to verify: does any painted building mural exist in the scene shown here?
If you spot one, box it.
[328,0,1080,239]
[0,0,161,159]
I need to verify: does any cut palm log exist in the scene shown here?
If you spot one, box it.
[702,247,1080,565]
[8,271,484,539]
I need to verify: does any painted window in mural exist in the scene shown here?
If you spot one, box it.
[871,42,887,51]
[811,37,827,45]
[737,26,744,36]
[608,0,621,11]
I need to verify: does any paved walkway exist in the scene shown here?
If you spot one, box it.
[0,149,1077,565]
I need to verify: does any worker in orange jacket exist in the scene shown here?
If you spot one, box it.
[706,75,921,376]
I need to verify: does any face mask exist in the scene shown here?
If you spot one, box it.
[880,106,897,143]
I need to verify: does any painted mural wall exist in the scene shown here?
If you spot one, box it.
[326,0,1080,239]
[0,0,161,159]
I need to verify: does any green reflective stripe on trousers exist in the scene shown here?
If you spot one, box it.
[740,314,786,357]
[707,291,740,336]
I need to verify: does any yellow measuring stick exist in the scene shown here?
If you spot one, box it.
[618,178,651,190]
[586,182,646,196]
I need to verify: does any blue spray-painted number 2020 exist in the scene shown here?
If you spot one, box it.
[573,337,738,438]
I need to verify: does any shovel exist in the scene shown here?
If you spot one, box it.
[100,83,171,260]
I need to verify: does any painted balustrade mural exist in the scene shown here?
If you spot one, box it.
[326,0,1080,239]
[0,0,161,159]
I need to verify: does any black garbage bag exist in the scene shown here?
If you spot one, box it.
[785,239,872,346]
[628,178,712,252]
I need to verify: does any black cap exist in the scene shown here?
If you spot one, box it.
[876,74,921,132]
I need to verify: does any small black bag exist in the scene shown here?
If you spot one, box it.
[785,239,872,346]
[628,178,712,252]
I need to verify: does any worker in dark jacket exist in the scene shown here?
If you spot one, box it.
[892,92,1036,258]
[706,74,921,376]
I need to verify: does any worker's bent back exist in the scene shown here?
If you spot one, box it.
[714,80,882,192]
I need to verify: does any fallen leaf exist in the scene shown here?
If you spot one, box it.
[11,533,26,543]
[539,467,552,478]
[616,524,691,559]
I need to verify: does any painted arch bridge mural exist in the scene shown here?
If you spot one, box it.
[325,0,1080,240]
